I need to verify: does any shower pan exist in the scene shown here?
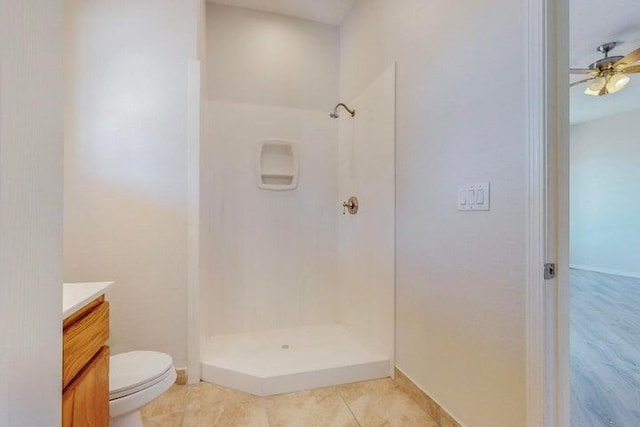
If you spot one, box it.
[201,324,389,396]
[199,4,396,397]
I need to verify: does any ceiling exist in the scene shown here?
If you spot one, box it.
[209,0,639,123]
[571,0,640,123]
[208,0,357,26]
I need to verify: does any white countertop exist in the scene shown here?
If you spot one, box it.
[63,281,113,319]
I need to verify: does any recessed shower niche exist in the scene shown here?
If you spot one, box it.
[256,140,299,190]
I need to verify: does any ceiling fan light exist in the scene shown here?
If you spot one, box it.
[606,73,630,94]
[584,77,606,96]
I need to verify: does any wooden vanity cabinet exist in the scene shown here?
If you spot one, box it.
[62,296,110,427]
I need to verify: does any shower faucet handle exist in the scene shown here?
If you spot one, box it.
[342,196,359,215]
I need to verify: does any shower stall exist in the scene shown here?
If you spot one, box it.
[198,4,396,396]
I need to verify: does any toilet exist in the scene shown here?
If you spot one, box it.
[109,351,177,427]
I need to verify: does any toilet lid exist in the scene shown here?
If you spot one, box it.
[109,351,173,399]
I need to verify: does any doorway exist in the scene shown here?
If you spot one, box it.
[566,1,640,426]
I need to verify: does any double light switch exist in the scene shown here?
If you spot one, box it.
[458,182,490,211]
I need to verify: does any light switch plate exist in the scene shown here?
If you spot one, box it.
[457,183,490,211]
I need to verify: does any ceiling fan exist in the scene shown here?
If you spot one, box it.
[570,42,640,96]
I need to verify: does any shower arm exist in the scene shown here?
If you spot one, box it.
[332,103,356,118]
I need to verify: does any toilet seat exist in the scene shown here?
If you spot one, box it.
[110,351,173,399]
[109,351,176,419]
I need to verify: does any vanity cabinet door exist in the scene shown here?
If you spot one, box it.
[63,300,109,388]
[62,346,110,427]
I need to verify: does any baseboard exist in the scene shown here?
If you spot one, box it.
[570,264,640,279]
[175,367,188,385]
[394,367,463,427]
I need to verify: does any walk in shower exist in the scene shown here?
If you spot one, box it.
[198,4,396,396]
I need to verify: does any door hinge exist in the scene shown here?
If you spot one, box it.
[544,263,556,280]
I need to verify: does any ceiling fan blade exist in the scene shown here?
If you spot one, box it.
[570,68,595,74]
[622,64,640,74]
[570,77,595,87]
[614,47,640,68]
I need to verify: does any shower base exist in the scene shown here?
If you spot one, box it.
[201,323,390,396]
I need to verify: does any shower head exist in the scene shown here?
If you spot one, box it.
[330,103,355,119]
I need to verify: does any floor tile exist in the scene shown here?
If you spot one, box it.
[215,399,270,427]
[144,378,442,427]
[182,399,269,427]
[144,412,184,427]
[142,384,189,418]
[186,381,256,411]
[338,379,438,427]
[181,403,224,426]
[180,382,267,427]
[267,388,359,427]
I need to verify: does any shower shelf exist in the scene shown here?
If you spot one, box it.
[260,172,295,178]
[256,140,298,191]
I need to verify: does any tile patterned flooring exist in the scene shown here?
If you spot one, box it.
[142,378,440,427]
[571,269,640,427]
[142,269,640,426]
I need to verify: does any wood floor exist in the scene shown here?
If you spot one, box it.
[571,269,640,427]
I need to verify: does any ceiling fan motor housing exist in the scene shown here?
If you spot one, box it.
[589,56,624,71]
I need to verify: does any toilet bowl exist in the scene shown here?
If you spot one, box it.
[109,351,177,427]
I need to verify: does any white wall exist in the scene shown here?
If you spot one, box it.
[340,2,527,426]
[338,64,395,362]
[202,5,340,335]
[64,0,199,367]
[0,1,63,425]
[206,4,339,110]
[570,108,640,278]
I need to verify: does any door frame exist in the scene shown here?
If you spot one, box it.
[527,0,570,426]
